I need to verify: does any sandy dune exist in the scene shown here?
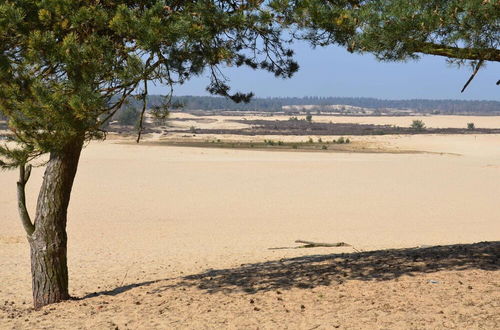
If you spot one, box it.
[169,113,500,129]
[1,130,499,329]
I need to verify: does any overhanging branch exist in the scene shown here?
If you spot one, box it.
[416,42,500,62]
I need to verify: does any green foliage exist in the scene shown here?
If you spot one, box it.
[308,137,314,143]
[467,122,475,130]
[332,136,349,144]
[288,0,499,63]
[116,107,140,126]
[305,112,312,122]
[0,1,298,168]
[411,120,426,131]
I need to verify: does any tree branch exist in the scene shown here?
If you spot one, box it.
[415,42,500,62]
[17,164,35,236]
[461,60,484,93]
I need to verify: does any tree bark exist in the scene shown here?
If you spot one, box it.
[28,136,84,309]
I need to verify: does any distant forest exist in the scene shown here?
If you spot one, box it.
[135,95,500,115]
[4,96,499,122]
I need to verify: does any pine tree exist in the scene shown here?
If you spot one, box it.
[283,0,499,89]
[0,0,297,309]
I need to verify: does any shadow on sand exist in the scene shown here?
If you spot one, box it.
[82,241,499,299]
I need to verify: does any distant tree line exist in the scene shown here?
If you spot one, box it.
[118,95,500,115]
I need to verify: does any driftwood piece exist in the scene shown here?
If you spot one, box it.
[295,240,351,248]
[268,240,351,250]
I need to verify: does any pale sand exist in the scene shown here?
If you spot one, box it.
[1,132,499,329]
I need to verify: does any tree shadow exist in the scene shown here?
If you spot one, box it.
[79,280,160,299]
[79,241,499,300]
[150,241,499,295]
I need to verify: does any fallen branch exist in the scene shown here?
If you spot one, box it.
[295,240,351,248]
[268,240,351,250]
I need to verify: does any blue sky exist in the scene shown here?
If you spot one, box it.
[149,41,499,101]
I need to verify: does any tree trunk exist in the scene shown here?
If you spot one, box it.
[28,136,84,309]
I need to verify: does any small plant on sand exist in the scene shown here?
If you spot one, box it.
[116,106,140,126]
[318,137,323,143]
[334,137,345,144]
[467,122,475,130]
[190,126,197,133]
[306,113,312,123]
[321,145,328,150]
[278,141,284,146]
[289,116,298,121]
[411,119,425,131]
[345,138,351,144]
[308,137,314,143]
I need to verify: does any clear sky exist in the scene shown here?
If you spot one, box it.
[149,41,499,101]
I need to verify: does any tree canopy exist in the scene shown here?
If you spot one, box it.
[0,0,297,167]
[284,0,499,63]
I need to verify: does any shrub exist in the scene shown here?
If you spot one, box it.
[308,137,314,143]
[292,144,298,149]
[467,122,475,130]
[345,138,351,144]
[190,126,197,133]
[336,137,345,144]
[411,119,425,131]
[321,145,328,150]
[116,106,139,126]
[318,137,322,143]
[305,113,312,123]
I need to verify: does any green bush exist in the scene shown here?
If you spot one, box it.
[467,122,475,130]
[411,119,425,131]
[116,106,139,126]
[305,113,312,123]
[332,137,350,144]
[308,137,314,143]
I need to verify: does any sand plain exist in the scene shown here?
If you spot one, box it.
[1,116,499,329]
